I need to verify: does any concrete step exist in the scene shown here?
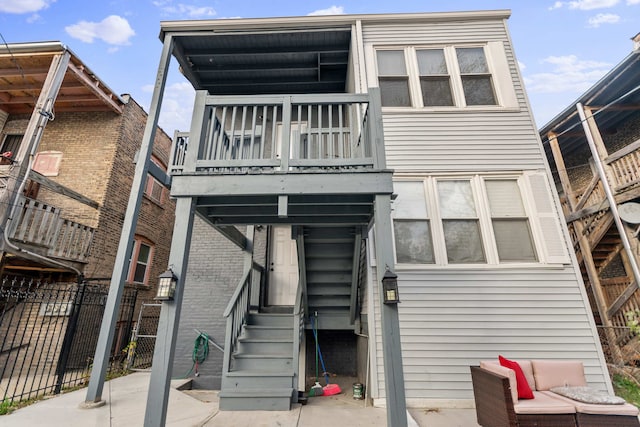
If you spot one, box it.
[218,388,293,411]
[223,370,295,389]
[236,338,293,354]
[232,353,293,371]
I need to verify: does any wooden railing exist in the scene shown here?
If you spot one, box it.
[222,261,262,375]
[8,197,94,262]
[606,138,640,191]
[170,91,382,174]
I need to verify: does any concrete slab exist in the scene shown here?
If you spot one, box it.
[0,372,479,427]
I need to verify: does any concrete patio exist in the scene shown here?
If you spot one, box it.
[0,372,479,426]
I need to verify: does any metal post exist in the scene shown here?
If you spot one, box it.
[54,276,86,394]
[373,194,408,427]
[83,34,174,406]
[143,197,196,427]
[576,103,640,290]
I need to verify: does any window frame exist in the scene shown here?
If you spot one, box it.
[374,43,512,110]
[392,174,544,267]
[127,237,155,286]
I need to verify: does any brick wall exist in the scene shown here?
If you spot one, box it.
[172,217,246,389]
[1,98,175,317]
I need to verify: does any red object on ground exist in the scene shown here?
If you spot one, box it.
[322,383,341,396]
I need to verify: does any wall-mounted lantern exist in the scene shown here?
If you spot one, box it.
[155,268,177,301]
[382,269,400,305]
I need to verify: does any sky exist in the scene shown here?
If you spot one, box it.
[0,0,639,135]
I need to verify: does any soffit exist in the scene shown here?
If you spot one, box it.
[0,43,124,115]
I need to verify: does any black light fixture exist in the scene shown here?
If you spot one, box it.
[155,268,177,301]
[382,268,400,304]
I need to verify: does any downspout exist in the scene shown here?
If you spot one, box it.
[1,96,82,277]
[576,102,640,290]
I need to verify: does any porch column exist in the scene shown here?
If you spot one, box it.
[373,194,408,427]
[144,197,196,427]
[83,34,174,405]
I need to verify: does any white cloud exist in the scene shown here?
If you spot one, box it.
[627,0,640,4]
[524,55,611,94]
[587,12,621,26]
[65,15,135,46]
[143,81,195,134]
[549,0,619,9]
[0,0,55,14]
[26,13,41,23]
[518,60,526,71]
[308,5,345,16]
[153,1,216,18]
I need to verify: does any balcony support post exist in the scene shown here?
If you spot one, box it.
[83,33,174,407]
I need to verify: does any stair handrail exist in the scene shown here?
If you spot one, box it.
[222,262,260,376]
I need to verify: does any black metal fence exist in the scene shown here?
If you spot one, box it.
[0,275,138,402]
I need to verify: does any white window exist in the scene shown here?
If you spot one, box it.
[392,174,568,266]
[128,237,154,285]
[376,50,411,107]
[374,42,516,109]
[392,181,435,264]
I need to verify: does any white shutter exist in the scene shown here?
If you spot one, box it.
[524,172,571,264]
[486,41,518,109]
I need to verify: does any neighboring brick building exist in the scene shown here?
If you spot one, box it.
[0,42,176,399]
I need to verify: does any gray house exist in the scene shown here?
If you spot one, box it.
[85,9,612,426]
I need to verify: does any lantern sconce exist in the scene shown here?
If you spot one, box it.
[382,268,400,305]
[155,268,177,301]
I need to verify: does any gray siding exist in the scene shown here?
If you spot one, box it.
[362,19,546,172]
[371,267,609,401]
[361,17,609,404]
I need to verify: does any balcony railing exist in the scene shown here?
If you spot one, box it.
[170,92,382,175]
[7,197,94,263]
[606,138,640,191]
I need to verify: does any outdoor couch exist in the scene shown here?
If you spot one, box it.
[470,359,640,427]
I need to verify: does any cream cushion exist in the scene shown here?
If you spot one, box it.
[480,361,518,403]
[481,360,536,390]
[531,360,587,391]
[514,391,576,415]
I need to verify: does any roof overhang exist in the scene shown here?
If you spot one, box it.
[0,41,124,115]
[159,10,511,95]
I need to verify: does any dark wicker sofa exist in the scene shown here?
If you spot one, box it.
[470,362,640,427]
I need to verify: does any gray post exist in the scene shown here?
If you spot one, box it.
[143,197,196,427]
[373,194,408,427]
[83,34,174,405]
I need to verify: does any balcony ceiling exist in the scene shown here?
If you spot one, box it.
[0,42,124,115]
[541,50,640,160]
[171,29,351,95]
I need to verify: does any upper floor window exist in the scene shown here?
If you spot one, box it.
[128,237,154,285]
[375,43,515,109]
[392,173,567,267]
[144,174,164,205]
[0,134,23,159]
[376,50,411,107]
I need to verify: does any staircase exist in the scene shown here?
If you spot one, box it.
[303,226,360,330]
[219,312,295,410]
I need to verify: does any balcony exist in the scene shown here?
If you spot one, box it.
[168,91,391,226]
[170,92,382,175]
[7,197,94,263]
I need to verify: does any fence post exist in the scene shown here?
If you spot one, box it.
[54,276,86,394]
